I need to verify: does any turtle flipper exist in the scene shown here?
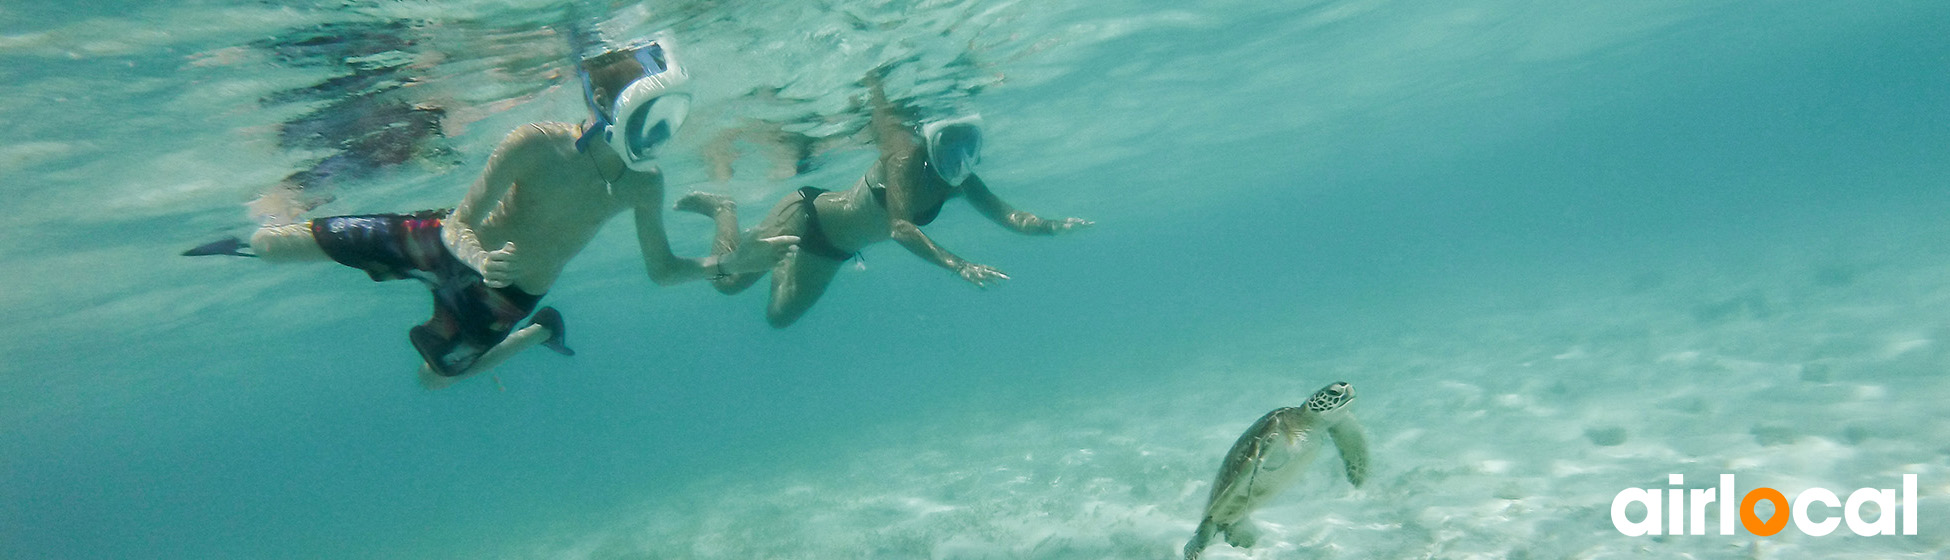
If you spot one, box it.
[1184,518,1217,560]
[527,307,574,356]
[1329,416,1370,488]
[1221,519,1260,548]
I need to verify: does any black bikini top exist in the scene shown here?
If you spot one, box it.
[867,158,951,226]
[867,184,944,226]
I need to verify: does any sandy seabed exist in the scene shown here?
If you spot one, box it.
[519,254,1950,560]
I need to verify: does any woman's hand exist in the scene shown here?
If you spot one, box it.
[1046,217,1093,234]
[1006,211,1093,235]
[955,261,1010,289]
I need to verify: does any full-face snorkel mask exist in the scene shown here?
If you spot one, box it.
[921,115,983,187]
[576,40,692,171]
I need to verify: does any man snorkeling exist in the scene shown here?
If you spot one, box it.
[189,40,797,387]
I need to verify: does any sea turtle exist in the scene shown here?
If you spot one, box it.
[1184,381,1369,560]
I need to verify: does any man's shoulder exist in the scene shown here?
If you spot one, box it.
[505,122,581,144]
[498,122,580,160]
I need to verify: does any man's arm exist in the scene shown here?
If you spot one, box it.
[960,174,1091,235]
[629,177,715,286]
[443,125,546,287]
[631,179,797,286]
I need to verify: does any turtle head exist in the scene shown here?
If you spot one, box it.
[1304,382,1356,418]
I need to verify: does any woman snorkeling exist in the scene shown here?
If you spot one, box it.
[676,69,1091,327]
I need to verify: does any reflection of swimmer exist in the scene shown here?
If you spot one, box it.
[252,97,451,222]
[702,118,820,182]
[674,68,1089,328]
[248,20,455,223]
[1184,382,1370,560]
[189,40,796,386]
[698,86,866,182]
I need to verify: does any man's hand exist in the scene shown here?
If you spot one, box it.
[481,242,519,288]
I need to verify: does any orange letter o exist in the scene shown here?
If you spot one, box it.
[1741,487,1790,536]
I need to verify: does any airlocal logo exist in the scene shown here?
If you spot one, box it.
[1612,474,1918,537]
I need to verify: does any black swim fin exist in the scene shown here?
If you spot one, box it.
[182,236,255,258]
[528,307,575,356]
[410,325,464,377]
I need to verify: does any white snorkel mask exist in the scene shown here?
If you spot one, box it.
[921,114,983,187]
[576,40,692,171]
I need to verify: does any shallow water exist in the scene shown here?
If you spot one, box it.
[3,1,1949,559]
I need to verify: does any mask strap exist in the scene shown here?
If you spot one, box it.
[575,120,602,153]
[578,68,612,128]
[632,43,670,75]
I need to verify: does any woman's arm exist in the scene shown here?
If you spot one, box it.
[960,175,1092,235]
[889,217,1009,288]
[880,161,1009,288]
[887,214,966,270]
[865,75,964,270]
[864,70,920,158]
[865,70,1008,287]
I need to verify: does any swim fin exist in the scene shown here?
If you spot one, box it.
[410,325,464,377]
[528,307,575,356]
[182,236,255,258]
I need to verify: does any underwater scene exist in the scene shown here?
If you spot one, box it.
[3,0,1948,558]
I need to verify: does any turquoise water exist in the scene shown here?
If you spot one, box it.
[4,1,1949,558]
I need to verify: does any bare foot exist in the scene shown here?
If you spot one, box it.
[674,191,736,216]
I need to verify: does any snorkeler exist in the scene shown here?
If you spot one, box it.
[188,40,797,386]
[674,69,1090,328]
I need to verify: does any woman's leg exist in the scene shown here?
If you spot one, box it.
[673,192,744,257]
[765,249,846,328]
[676,192,764,294]
[676,191,805,295]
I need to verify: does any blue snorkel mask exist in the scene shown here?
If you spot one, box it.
[921,115,983,186]
[575,40,692,171]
